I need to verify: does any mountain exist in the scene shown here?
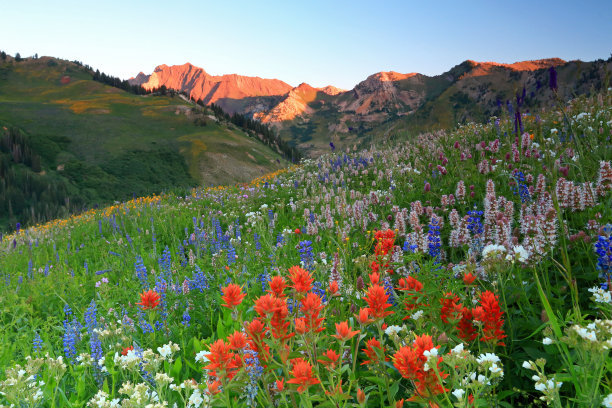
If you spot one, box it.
[0,55,287,230]
[129,63,293,115]
[133,57,611,156]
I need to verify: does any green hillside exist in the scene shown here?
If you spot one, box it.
[0,56,287,230]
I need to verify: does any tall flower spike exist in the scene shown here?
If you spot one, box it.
[221,283,246,309]
[288,265,313,293]
[137,290,161,309]
[287,358,320,392]
[332,321,360,342]
[363,284,394,319]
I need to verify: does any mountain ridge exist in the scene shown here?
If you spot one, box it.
[129,57,611,156]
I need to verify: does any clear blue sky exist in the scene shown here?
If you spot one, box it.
[2,0,611,89]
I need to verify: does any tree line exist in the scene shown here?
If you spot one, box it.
[206,103,302,162]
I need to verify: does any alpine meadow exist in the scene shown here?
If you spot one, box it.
[1,2,612,408]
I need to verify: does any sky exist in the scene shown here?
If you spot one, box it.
[2,0,611,90]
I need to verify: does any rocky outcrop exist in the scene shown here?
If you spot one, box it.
[128,63,292,113]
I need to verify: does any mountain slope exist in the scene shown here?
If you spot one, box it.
[134,58,611,157]
[0,56,287,229]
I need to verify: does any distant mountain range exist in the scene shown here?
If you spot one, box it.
[131,57,612,156]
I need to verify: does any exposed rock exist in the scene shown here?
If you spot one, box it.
[128,63,293,113]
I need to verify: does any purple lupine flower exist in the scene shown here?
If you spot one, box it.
[549,66,558,91]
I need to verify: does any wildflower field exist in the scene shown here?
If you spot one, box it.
[0,88,611,408]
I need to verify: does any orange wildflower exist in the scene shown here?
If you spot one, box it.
[357,388,366,405]
[398,276,424,317]
[203,339,242,380]
[440,292,463,324]
[457,307,478,342]
[275,378,285,391]
[287,358,320,392]
[463,272,476,285]
[356,307,373,326]
[227,331,247,350]
[393,334,448,400]
[332,321,360,342]
[473,290,506,346]
[369,271,380,285]
[288,265,313,293]
[244,318,269,360]
[329,280,339,296]
[207,380,222,395]
[363,284,394,319]
[254,293,280,317]
[121,345,134,356]
[300,292,325,333]
[268,276,287,298]
[317,348,340,369]
[361,337,388,365]
[295,317,308,334]
[137,290,161,309]
[221,283,246,309]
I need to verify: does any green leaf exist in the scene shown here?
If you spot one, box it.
[389,381,399,399]
[216,315,226,339]
[171,357,183,380]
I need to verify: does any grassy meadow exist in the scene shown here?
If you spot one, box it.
[0,57,286,230]
[0,84,611,408]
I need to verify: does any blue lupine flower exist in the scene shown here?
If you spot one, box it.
[33,332,43,353]
[63,305,81,363]
[511,171,531,203]
[257,270,270,292]
[159,246,172,276]
[299,240,314,270]
[137,308,155,333]
[427,217,441,261]
[134,256,148,289]
[384,277,395,306]
[594,227,612,282]
[85,300,104,386]
[549,66,558,91]
[243,343,263,406]
[227,243,237,265]
[312,281,327,303]
[189,265,209,292]
[182,307,191,327]
[467,207,484,235]
[254,233,262,251]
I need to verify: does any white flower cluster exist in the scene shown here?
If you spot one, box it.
[88,382,170,408]
[507,245,530,263]
[523,359,563,404]
[422,347,438,371]
[588,286,612,305]
[0,364,45,406]
[482,244,506,259]
[384,325,403,336]
[157,341,180,361]
[476,353,503,377]
[569,320,612,349]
